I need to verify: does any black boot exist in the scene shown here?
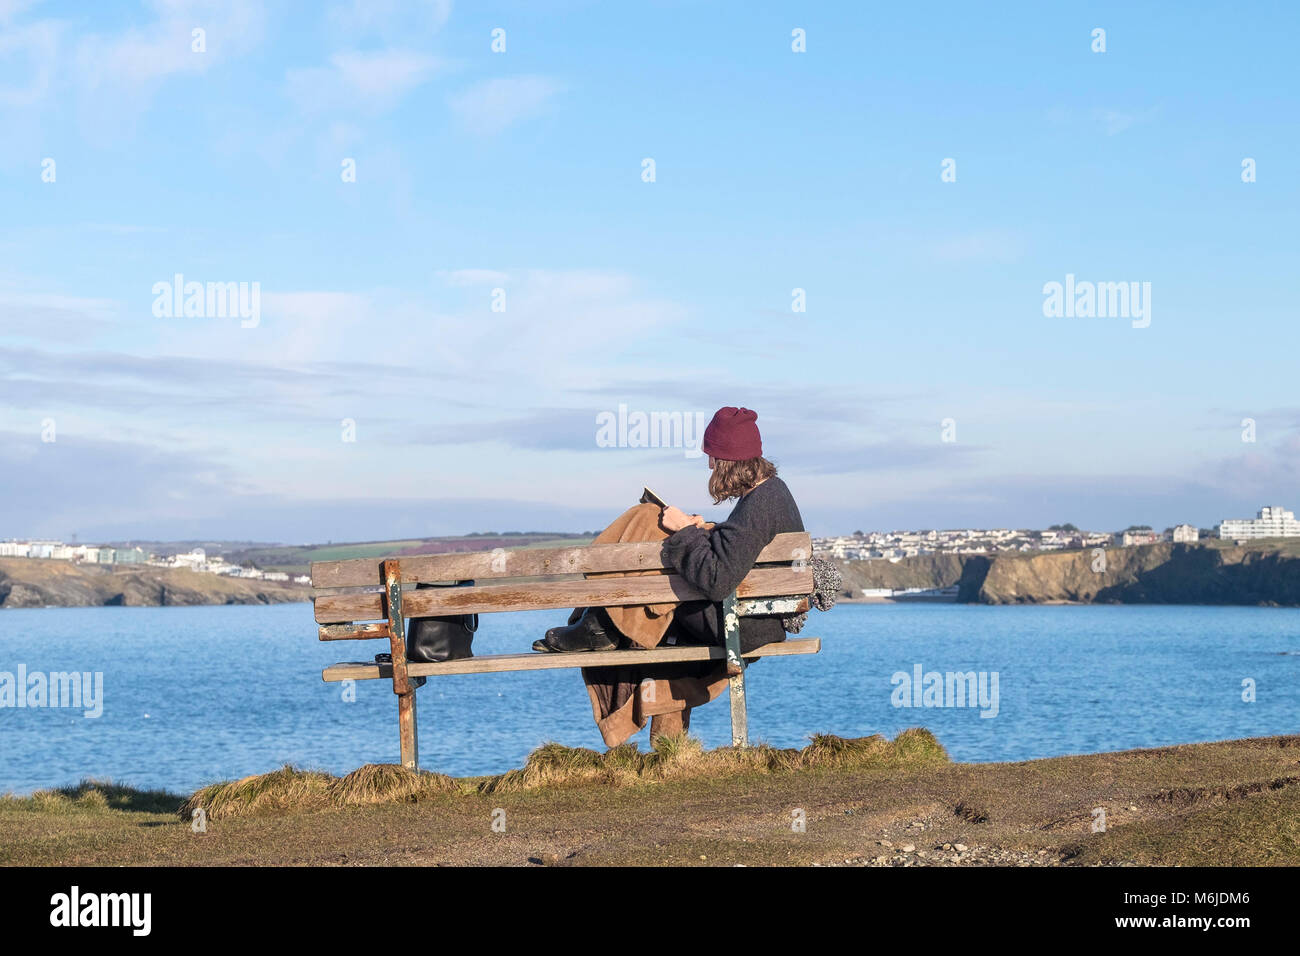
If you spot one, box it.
[533,608,620,653]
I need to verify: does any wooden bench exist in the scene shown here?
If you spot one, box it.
[310,531,820,769]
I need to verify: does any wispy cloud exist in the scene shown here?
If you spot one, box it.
[448,74,562,135]
[1091,106,1160,136]
[0,292,119,341]
[1046,104,1161,137]
[72,0,265,91]
[0,18,59,108]
[438,268,511,286]
[0,0,266,138]
[0,0,44,25]
[932,229,1024,264]
[326,0,454,40]
[285,50,448,114]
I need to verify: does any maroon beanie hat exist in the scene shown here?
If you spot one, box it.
[701,406,762,461]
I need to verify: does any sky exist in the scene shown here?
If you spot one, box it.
[1,0,1298,543]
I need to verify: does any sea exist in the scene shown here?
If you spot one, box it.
[2,602,1298,795]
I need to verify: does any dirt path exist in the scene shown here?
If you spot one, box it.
[4,734,1299,866]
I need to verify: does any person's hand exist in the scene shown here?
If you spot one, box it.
[661,505,702,533]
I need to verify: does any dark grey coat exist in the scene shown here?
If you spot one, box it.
[662,476,805,651]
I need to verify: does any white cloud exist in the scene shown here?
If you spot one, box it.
[327,0,453,39]
[0,19,60,107]
[448,74,562,135]
[0,0,43,25]
[1048,104,1159,137]
[0,0,265,133]
[932,229,1023,264]
[286,50,447,114]
[439,268,510,286]
[1091,107,1158,136]
[73,0,266,90]
[0,291,120,342]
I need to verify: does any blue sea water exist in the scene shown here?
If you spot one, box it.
[2,602,1299,795]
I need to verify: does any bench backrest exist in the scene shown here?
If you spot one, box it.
[310,532,813,631]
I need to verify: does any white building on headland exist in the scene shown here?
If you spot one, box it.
[1219,506,1300,539]
[1121,529,1158,547]
[1172,524,1199,543]
[169,548,207,568]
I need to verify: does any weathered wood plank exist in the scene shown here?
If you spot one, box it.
[313,566,812,624]
[311,531,811,588]
[317,593,814,641]
[319,622,391,641]
[321,638,821,681]
[734,596,809,616]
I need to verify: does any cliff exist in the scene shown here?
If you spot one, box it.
[0,558,308,609]
[837,540,1300,606]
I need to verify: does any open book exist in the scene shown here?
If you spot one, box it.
[639,486,667,508]
[641,487,711,530]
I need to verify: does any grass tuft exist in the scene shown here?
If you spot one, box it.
[181,765,335,821]
[1,779,183,816]
[330,763,456,806]
[180,763,458,821]
[478,727,946,794]
[15,729,947,822]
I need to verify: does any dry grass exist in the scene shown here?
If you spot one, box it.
[479,727,947,794]
[1,779,183,816]
[181,763,457,821]
[174,729,946,820]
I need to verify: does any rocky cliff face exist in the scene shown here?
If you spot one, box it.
[838,542,1300,606]
[0,559,307,609]
[836,552,973,592]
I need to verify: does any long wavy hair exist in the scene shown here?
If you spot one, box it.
[708,456,777,504]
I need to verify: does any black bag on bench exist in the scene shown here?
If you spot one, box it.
[406,581,477,663]
[406,614,476,663]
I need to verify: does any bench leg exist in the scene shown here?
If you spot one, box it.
[397,689,419,771]
[384,558,420,771]
[728,671,749,748]
[722,593,749,747]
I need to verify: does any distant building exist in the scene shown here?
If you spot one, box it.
[1121,530,1158,547]
[116,547,146,564]
[1219,506,1300,539]
[1172,524,1199,543]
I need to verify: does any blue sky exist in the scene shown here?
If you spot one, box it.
[1,0,1297,542]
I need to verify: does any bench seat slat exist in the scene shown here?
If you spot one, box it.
[310,531,811,588]
[322,637,821,680]
[313,566,812,624]
[317,594,812,641]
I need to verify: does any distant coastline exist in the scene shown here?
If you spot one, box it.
[836,538,1300,607]
[0,558,308,609]
[0,531,596,609]
[8,536,1300,610]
